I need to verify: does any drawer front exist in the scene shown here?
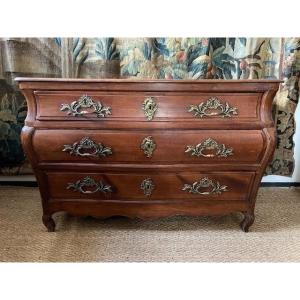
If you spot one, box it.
[46,171,255,201]
[35,91,261,122]
[33,129,265,164]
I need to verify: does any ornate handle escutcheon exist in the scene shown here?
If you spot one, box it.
[67,176,112,194]
[62,137,112,158]
[182,177,228,195]
[142,97,157,121]
[185,138,233,158]
[140,136,156,158]
[60,94,111,118]
[188,97,238,118]
[140,178,155,196]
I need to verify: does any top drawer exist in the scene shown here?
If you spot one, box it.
[34,91,261,123]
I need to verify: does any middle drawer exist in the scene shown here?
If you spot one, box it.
[33,129,265,164]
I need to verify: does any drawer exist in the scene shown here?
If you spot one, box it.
[46,171,255,201]
[34,91,262,123]
[33,129,265,164]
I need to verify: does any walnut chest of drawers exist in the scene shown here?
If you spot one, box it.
[16,78,281,232]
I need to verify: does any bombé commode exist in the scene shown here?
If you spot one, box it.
[16,78,280,232]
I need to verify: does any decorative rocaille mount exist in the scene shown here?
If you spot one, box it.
[182,177,228,195]
[140,178,155,196]
[140,136,156,158]
[62,137,112,158]
[67,176,112,194]
[60,94,111,118]
[185,138,233,158]
[142,97,157,121]
[188,97,238,118]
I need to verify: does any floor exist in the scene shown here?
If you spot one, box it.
[0,186,300,262]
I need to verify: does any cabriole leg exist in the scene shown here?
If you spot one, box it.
[42,215,55,232]
[240,211,255,232]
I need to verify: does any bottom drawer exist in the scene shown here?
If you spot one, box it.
[46,171,255,202]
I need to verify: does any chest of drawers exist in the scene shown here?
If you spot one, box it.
[16,78,281,232]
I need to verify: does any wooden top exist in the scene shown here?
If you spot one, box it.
[15,77,282,83]
[15,77,282,92]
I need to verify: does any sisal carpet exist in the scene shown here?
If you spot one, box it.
[0,186,300,262]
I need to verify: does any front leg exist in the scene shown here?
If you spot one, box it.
[42,215,56,232]
[240,211,255,232]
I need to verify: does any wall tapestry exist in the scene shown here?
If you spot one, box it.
[0,38,299,176]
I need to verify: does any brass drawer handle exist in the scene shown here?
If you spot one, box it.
[142,97,157,120]
[140,178,155,196]
[185,138,233,158]
[182,177,228,195]
[67,176,112,194]
[60,94,111,118]
[140,136,156,158]
[62,137,112,158]
[188,97,238,118]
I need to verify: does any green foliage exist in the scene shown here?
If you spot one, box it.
[73,38,89,66]
[211,46,236,79]
[187,43,209,78]
[95,38,119,60]
[153,38,169,57]
[0,93,26,167]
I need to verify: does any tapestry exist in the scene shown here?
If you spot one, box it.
[0,38,299,176]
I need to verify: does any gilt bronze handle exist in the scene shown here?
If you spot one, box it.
[188,97,238,118]
[185,138,233,158]
[142,97,157,121]
[67,176,112,194]
[182,177,228,195]
[62,137,112,158]
[60,94,111,118]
